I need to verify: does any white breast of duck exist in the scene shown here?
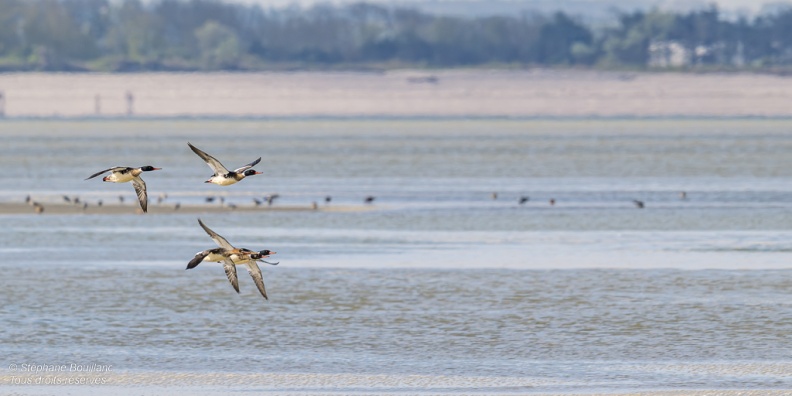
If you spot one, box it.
[208,174,241,186]
[207,169,261,186]
[202,250,228,262]
[104,168,139,183]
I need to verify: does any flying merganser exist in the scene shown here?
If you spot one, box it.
[85,166,161,213]
[186,218,277,300]
[188,142,262,186]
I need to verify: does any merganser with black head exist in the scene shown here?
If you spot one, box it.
[186,218,277,300]
[85,166,161,213]
[188,142,262,186]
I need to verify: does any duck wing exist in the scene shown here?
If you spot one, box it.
[244,260,268,300]
[131,176,148,213]
[197,218,234,250]
[188,142,230,176]
[187,250,210,270]
[85,166,126,180]
[223,258,240,294]
[233,157,261,173]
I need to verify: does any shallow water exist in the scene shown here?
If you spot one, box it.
[2,266,791,392]
[0,118,790,393]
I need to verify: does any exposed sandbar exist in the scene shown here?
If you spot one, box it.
[2,70,792,118]
[0,202,369,215]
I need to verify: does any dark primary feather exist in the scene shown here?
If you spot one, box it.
[187,251,209,269]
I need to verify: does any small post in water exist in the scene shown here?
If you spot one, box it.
[125,90,134,116]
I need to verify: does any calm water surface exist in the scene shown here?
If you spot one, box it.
[0,118,790,393]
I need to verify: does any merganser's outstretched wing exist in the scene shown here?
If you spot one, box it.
[244,260,268,300]
[197,218,234,250]
[85,167,127,180]
[131,176,148,213]
[187,249,211,270]
[233,157,261,173]
[188,142,230,176]
[223,258,240,294]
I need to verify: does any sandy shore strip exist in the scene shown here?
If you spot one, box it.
[0,202,370,215]
[1,370,789,395]
[3,387,788,396]
[2,70,792,118]
[2,371,790,395]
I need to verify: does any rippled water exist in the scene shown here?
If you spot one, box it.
[2,267,790,389]
[0,118,790,393]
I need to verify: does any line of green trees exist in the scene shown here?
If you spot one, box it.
[1,0,792,71]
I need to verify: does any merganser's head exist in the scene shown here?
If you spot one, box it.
[244,169,262,177]
[141,166,162,172]
[255,249,279,265]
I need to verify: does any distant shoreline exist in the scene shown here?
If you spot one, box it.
[1,70,792,118]
[3,114,792,121]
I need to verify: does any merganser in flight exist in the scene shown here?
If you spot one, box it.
[85,166,161,213]
[188,142,262,186]
[186,218,277,300]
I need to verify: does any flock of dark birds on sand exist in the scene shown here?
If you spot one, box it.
[34,191,674,214]
[492,192,686,209]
